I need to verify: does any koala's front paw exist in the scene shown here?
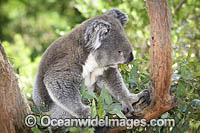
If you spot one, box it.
[77,106,91,118]
[121,91,149,115]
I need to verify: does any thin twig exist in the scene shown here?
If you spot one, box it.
[174,0,187,13]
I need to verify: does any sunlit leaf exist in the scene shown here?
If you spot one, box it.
[91,99,97,118]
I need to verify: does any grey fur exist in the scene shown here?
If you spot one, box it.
[33,9,146,120]
[107,8,128,26]
[84,19,111,50]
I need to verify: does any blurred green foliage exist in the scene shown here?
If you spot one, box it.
[0,0,200,132]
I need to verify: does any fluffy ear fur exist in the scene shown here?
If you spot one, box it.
[84,19,111,50]
[107,8,128,27]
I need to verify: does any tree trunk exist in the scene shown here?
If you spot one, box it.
[0,43,32,133]
[110,0,178,132]
[133,0,178,121]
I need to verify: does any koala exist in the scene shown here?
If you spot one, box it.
[33,9,146,119]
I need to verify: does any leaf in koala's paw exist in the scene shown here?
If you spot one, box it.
[83,90,97,99]
[91,99,97,118]
[100,87,113,105]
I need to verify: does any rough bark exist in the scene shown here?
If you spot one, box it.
[0,42,32,133]
[132,0,178,121]
[109,0,178,132]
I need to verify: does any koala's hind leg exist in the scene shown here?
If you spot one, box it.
[49,103,72,119]
[44,71,91,118]
[48,104,73,130]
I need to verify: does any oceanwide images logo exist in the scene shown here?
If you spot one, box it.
[25,115,175,129]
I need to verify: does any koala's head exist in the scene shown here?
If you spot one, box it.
[84,9,134,67]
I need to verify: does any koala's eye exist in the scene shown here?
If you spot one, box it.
[118,51,123,56]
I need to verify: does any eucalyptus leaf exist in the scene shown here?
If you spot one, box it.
[91,99,97,118]
[100,87,113,105]
[83,90,97,100]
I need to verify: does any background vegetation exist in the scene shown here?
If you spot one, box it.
[0,0,199,132]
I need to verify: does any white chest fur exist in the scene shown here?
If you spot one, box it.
[82,54,106,89]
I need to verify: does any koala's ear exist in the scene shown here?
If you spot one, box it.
[107,8,128,27]
[84,19,111,50]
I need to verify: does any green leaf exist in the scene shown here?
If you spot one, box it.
[161,112,169,118]
[130,64,138,82]
[83,90,97,100]
[48,127,53,133]
[81,81,86,94]
[100,87,113,105]
[109,108,126,119]
[176,82,185,97]
[91,99,97,118]
[36,116,41,126]
[97,95,104,109]
[192,71,200,77]
[98,106,106,119]
[104,103,122,112]
[82,128,95,133]
[31,105,40,114]
[66,127,81,133]
[31,127,41,133]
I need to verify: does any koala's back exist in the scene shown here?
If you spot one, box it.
[33,24,89,110]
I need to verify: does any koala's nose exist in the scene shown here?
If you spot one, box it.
[127,52,134,63]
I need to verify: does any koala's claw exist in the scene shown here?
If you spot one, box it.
[144,90,151,105]
[142,89,149,96]
[140,89,150,105]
